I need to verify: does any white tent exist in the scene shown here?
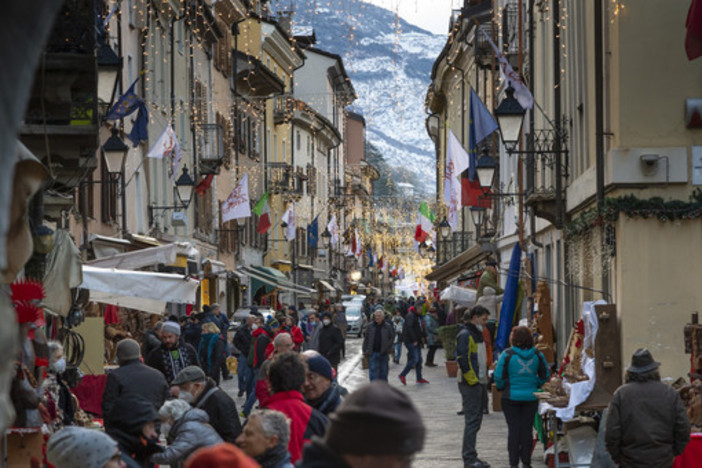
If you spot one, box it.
[80,265,200,315]
[439,285,477,306]
[86,242,198,270]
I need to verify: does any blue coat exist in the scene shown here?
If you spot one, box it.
[494,346,549,401]
[423,314,439,346]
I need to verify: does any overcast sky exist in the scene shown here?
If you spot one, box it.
[363,0,460,36]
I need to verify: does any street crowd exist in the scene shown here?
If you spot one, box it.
[42,277,693,468]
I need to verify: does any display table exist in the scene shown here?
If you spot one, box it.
[673,433,702,467]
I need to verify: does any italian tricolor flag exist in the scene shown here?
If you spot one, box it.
[415,201,435,243]
[253,192,271,234]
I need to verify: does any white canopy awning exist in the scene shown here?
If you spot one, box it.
[439,285,477,305]
[80,265,200,315]
[318,280,335,292]
[86,242,198,270]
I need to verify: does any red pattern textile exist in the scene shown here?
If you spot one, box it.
[72,374,108,416]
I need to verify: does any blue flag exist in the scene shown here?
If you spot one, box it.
[106,79,141,121]
[495,242,522,353]
[127,102,149,147]
[367,248,374,267]
[307,217,319,249]
[468,89,499,181]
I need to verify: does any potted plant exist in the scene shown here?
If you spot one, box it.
[437,324,458,377]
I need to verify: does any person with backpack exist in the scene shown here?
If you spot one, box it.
[494,325,549,468]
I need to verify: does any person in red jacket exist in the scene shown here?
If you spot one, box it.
[263,352,328,463]
[282,315,305,351]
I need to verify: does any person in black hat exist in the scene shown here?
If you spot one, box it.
[317,312,344,370]
[298,381,425,468]
[605,348,690,468]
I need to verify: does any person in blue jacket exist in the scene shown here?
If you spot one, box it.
[494,325,549,468]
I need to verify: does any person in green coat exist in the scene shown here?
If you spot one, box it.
[477,260,504,300]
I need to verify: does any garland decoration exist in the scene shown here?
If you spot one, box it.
[565,188,702,239]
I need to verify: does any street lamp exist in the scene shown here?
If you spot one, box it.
[102,127,129,174]
[476,152,497,190]
[494,86,526,151]
[438,218,451,239]
[321,227,332,244]
[174,166,196,208]
[97,39,121,111]
[418,242,427,258]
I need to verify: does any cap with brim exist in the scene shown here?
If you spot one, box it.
[172,365,206,385]
[626,348,660,374]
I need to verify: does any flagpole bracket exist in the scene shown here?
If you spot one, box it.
[147,204,188,227]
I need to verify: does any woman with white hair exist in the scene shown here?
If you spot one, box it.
[43,340,75,429]
[236,409,293,468]
[151,398,222,467]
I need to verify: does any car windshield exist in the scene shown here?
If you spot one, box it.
[346,307,362,317]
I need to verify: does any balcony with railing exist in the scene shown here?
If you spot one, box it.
[525,122,569,228]
[268,163,293,193]
[273,95,293,125]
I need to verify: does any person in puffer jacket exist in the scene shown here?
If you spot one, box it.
[494,326,549,468]
[152,399,222,468]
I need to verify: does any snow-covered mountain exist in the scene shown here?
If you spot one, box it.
[268,0,446,194]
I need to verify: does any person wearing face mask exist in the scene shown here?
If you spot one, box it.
[317,312,343,370]
[172,366,242,443]
[151,399,222,468]
[146,321,200,385]
[105,395,163,468]
[43,341,75,429]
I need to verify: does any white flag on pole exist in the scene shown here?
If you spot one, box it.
[221,173,251,223]
[479,28,533,109]
[327,214,339,247]
[354,228,362,258]
[444,129,470,231]
[281,203,296,241]
[147,124,183,183]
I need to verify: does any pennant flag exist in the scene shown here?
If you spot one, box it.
[221,173,251,223]
[368,248,374,267]
[327,215,339,247]
[253,192,271,234]
[479,28,533,109]
[444,129,470,231]
[127,102,149,147]
[468,89,499,181]
[195,173,215,195]
[378,256,384,270]
[415,201,436,243]
[307,216,319,249]
[372,253,378,267]
[281,203,296,241]
[687,0,702,60]
[147,124,182,183]
[106,79,141,121]
[495,243,522,352]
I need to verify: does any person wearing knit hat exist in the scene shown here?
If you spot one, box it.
[301,350,343,416]
[102,339,169,430]
[298,381,425,468]
[47,426,122,468]
[146,319,200,385]
[184,443,259,468]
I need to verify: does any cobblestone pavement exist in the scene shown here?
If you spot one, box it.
[222,337,547,468]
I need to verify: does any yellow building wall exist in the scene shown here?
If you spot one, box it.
[239,19,262,58]
[613,1,702,150]
[616,216,702,380]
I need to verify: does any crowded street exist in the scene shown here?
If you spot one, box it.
[2,0,702,467]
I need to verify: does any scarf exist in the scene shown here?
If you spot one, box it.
[256,444,291,468]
